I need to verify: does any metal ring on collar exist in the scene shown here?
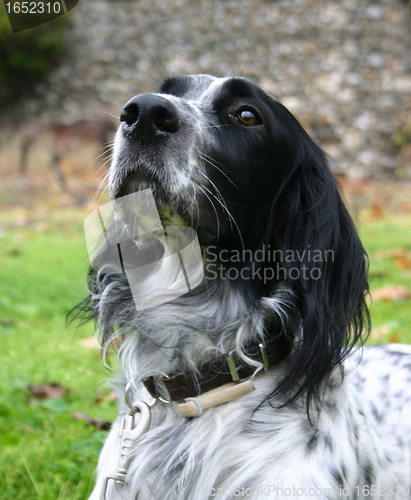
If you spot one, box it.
[124,382,135,411]
[150,371,173,405]
[125,382,157,410]
[173,397,203,417]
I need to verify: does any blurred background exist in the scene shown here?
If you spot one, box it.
[0,0,410,498]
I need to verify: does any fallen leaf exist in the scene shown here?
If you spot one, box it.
[370,325,392,341]
[369,202,384,219]
[374,248,410,259]
[374,249,395,259]
[104,392,118,404]
[393,255,411,270]
[371,285,411,302]
[374,248,411,270]
[388,335,399,344]
[29,382,69,400]
[71,412,111,430]
[80,337,100,349]
[95,388,117,406]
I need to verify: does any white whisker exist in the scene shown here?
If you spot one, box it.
[198,186,220,241]
[198,152,238,188]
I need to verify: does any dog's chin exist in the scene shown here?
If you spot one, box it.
[113,169,166,201]
[112,170,218,244]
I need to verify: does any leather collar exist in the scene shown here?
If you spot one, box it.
[143,334,291,402]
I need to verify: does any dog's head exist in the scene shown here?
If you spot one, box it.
[85,75,369,406]
[110,75,303,248]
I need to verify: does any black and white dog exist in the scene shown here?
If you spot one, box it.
[81,75,411,499]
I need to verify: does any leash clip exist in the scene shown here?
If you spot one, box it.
[100,400,151,500]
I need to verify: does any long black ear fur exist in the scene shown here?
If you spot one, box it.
[264,133,370,407]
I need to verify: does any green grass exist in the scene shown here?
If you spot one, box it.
[0,209,117,500]
[359,214,411,344]
[0,208,410,499]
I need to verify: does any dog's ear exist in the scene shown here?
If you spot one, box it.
[264,134,370,405]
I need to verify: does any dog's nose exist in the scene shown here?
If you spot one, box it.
[120,94,180,138]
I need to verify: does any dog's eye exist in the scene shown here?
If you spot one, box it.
[237,109,260,126]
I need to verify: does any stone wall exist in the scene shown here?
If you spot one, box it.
[6,0,411,178]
